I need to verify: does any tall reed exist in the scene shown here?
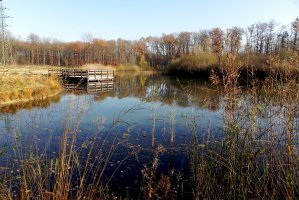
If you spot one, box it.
[189,53,299,199]
[0,98,139,199]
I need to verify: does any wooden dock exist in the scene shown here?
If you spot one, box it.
[48,69,115,82]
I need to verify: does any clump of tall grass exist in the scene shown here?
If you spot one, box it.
[141,145,183,200]
[0,75,61,105]
[236,52,299,83]
[167,50,299,82]
[167,52,218,76]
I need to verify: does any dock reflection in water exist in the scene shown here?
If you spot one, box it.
[62,80,116,93]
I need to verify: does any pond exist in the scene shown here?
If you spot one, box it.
[0,72,223,197]
[0,72,298,199]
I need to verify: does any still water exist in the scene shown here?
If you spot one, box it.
[0,72,224,197]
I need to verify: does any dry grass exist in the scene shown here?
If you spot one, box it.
[81,63,142,71]
[188,53,299,199]
[0,65,65,75]
[1,64,145,77]
[238,52,299,78]
[0,74,62,106]
[166,51,299,81]
[168,52,218,75]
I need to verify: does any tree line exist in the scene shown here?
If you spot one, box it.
[7,18,299,68]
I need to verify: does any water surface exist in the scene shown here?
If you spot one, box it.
[0,72,224,197]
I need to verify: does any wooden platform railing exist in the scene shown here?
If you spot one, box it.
[48,69,115,82]
[48,69,63,76]
[87,70,115,81]
[62,69,88,78]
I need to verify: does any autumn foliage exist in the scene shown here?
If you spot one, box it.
[6,19,299,75]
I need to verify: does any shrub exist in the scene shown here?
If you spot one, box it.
[167,53,218,75]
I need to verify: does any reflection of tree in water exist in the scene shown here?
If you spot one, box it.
[94,74,222,111]
[189,85,221,111]
[9,74,222,112]
[94,74,149,101]
[145,76,177,104]
[0,94,61,114]
[160,78,221,110]
[116,75,148,99]
[94,91,116,102]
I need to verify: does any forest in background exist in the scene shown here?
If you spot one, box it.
[1,16,299,199]
[7,19,299,73]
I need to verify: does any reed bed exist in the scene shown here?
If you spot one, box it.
[187,53,299,199]
[167,52,299,81]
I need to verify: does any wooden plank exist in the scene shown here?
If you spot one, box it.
[48,68,115,82]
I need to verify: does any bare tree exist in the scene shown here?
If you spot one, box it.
[198,30,211,52]
[177,32,191,55]
[226,27,243,53]
[292,18,299,52]
[8,19,297,68]
[27,33,40,65]
[245,25,255,53]
[209,28,224,63]
[264,21,277,54]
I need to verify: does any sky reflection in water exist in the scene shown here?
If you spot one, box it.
[0,73,223,196]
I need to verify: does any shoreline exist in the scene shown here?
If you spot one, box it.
[0,90,62,107]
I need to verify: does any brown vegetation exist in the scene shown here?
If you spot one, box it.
[187,55,299,199]
[0,18,298,200]
[4,19,299,75]
[0,64,298,199]
[167,52,218,76]
[0,75,61,106]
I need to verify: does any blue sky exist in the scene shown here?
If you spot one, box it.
[4,0,299,41]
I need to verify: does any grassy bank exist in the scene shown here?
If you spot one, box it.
[166,52,299,82]
[81,63,143,71]
[0,74,62,106]
[0,64,154,107]
[3,63,147,73]
[0,62,145,106]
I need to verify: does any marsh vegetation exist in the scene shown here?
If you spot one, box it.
[0,64,298,199]
[0,17,298,200]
